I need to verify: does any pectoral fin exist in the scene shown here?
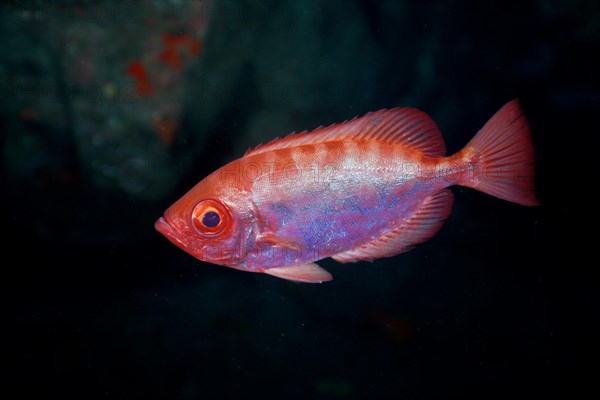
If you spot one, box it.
[264,263,333,283]
[256,234,303,251]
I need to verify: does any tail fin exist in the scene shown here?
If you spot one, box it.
[458,99,539,206]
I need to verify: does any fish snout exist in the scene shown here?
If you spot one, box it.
[154,216,172,236]
[155,215,212,259]
[155,215,189,250]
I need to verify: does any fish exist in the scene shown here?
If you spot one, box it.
[155,99,538,283]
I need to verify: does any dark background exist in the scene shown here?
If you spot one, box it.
[3,1,597,399]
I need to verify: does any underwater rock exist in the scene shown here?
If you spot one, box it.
[2,0,208,201]
[1,0,209,243]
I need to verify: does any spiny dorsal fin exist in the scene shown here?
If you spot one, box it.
[332,189,454,263]
[244,107,446,158]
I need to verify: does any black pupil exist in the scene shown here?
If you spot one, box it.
[202,211,220,228]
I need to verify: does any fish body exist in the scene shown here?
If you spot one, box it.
[156,100,538,283]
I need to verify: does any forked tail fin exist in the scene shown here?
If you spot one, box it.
[457,99,539,206]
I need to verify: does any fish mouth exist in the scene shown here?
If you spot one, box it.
[155,216,188,250]
[155,216,222,265]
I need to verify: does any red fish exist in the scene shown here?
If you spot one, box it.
[155,100,538,283]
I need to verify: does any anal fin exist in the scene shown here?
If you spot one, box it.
[332,189,454,263]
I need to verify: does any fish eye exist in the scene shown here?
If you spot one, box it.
[192,199,231,236]
[202,211,220,228]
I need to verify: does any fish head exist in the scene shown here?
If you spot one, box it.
[155,168,256,268]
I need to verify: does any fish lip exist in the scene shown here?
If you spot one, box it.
[155,216,188,250]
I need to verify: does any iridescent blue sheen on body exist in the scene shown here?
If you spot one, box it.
[240,145,446,270]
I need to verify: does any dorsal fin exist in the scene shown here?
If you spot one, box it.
[332,189,454,263]
[244,107,446,158]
